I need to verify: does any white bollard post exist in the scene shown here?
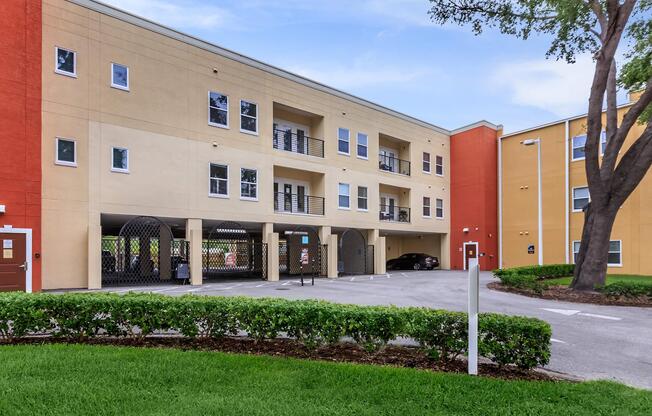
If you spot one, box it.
[468,257,479,375]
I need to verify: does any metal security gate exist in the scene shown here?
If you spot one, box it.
[203,221,267,280]
[338,229,373,275]
[101,216,189,287]
[280,227,326,276]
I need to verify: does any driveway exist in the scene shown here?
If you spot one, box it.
[66,270,652,389]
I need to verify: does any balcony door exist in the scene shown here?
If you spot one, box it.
[380,148,397,173]
[380,194,397,221]
[273,119,310,154]
[275,179,310,214]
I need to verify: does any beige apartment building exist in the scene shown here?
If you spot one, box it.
[38,0,492,289]
[499,91,652,275]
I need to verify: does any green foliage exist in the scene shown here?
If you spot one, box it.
[619,11,652,123]
[493,264,574,279]
[598,281,652,298]
[0,293,551,370]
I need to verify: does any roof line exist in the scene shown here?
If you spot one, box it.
[67,0,452,135]
[450,120,502,135]
[500,102,634,139]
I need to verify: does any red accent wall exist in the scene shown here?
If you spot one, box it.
[450,125,499,271]
[0,0,42,291]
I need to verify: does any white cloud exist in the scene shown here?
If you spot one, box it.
[105,0,235,30]
[491,54,596,117]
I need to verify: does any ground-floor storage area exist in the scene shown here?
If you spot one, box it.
[38,212,450,290]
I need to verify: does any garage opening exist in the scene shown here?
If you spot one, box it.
[101,216,189,287]
[337,229,374,275]
[279,226,326,277]
[203,221,267,280]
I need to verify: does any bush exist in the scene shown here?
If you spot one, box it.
[598,281,652,298]
[493,264,574,279]
[0,292,551,370]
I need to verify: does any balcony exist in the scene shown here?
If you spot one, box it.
[379,204,411,223]
[273,128,324,158]
[378,153,410,176]
[274,192,325,216]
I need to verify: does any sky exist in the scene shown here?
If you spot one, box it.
[101,0,624,133]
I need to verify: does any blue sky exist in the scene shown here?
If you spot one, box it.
[104,0,611,133]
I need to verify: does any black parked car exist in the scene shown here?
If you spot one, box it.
[101,250,116,273]
[386,253,439,270]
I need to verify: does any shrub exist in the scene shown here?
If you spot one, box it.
[493,264,574,279]
[598,282,652,298]
[0,292,551,370]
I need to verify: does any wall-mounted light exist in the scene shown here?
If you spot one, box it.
[0,205,5,214]
[212,67,218,74]
[463,227,469,233]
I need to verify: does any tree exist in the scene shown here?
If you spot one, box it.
[428,0,651,290]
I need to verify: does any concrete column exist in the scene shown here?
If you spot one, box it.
[367,229,386,275]
[87,223,102,289]
[327,234,338,278]
[186,218,203,285]
[262,223,279,282]
[440,233,450,270]
[159,224,172,280]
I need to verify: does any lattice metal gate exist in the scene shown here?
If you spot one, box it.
[101,216,189,287]
[203,221,267,280]
[338,229,373,275]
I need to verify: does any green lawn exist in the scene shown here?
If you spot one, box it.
[545,274,652,287]
[0,345,650,415]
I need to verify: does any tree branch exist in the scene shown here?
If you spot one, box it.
[600,59,620,182]
[611,122,652,207]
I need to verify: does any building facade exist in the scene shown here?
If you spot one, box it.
[499,91,651,275]
[0,0,503,291]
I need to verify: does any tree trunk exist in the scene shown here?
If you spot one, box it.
[570,203,618,291]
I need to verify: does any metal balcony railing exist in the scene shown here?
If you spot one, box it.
[378,154,410,175]
[274,192,325,216]
[379,205,410,223]
[273,128,325,158]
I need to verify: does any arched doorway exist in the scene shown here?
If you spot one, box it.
[203,221,267,280]
[338,229,373,275]
[102,216,188,286]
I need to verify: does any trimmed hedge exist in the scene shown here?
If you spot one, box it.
[493,264,574,279]
[0,293,551,370]
[599,281,652,298]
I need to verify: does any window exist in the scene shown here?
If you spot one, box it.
[240,100,258,134]
[422,152,431,173]
[240,168,258,200]
[600,131,607,154]
[338,128,350,155]
[209,163,228,197]
[111,63,129,90]
[608,240,622,266]
[423,196,431,217]
[209,91,228,128]
[111,147,129,173]
[357,186,368,210]
[435,155,444,176]
[572,186,590,211]
[338,183,350,209]
[435,198,444,219]
[357,133,368,159]
[55,138,76,167]
[574,240,622,266]
[55,47,76,77]
[572,135,586,160]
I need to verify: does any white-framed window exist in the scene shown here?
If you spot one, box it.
[435,198,444,219]
[357,133,368,159]
[55,137,77,167]
[600,131,608,154]
[240,168,258,200]
[423,196,431,217]
[240,100,258,134]
[573,240,622,266]
[572,132,608,161]
[435,155,444,176]
[209,163,228,197]
[338,183,350,209]
[422,152,431,173]
[110,63,129,91]
[111,147,129,173]
[357,186,368,211]
[55,47,76,77]
[338,128,350,155]
[572,186,590,212]
[608,240,622,266]
[208,91,229,128]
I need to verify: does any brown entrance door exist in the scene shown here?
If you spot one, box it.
[465,243,477,270]
[0,233,26,291]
